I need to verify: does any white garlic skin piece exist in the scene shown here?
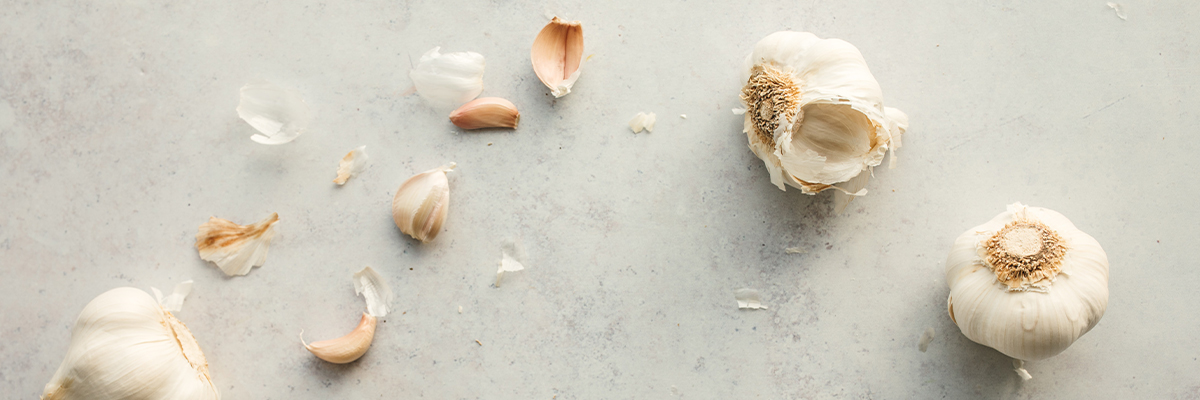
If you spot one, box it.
[410,47,485,109]
[945,203,1109,361]
[42,288,219,400]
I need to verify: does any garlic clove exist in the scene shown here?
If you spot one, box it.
[392,163,455,243]
[237,80,312,145]
[449,97,520,130]
[410,47,486,109]
[43,287,219,400]
[353,266,393,317]
[628,112,656,133]
[334,145,369,185]
[195,213,279,276]
[303,313,377,364]
[532,17,584,98]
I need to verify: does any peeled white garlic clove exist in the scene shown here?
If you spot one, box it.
[532,17,584,98]
[236,80,312,145]
[334,145,369,185]
[195,213,279,276]
[303,313,377,364]
[628,112,656,133]
[392,163,455,243]
[739,31,908,208]
[43,286,219,400]
[449,97,520,130]
[945,202,1109,375]
[410,47,485,109]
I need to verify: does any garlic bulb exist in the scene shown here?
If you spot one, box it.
[410,47,485,109]
[946,203,1109,369]
[196,213,279,276]
[449,97,520,129]
[532,17,583,98]
[43,287,218,400]
[392,163,455,242]
[739,31,908,212]
[236,80,312,145]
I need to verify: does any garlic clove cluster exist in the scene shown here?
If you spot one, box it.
[410,47,486,109]
[392,163,455,243]
[449,97,520,130]
[739,31,908,208]
[236,80,312,145]
[195,213,279,276]
[43,287,219,400]
[334,145,369,185]
[945,202,1109,366]
[532,17,584,98]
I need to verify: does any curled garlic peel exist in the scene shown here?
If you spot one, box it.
[42,288,219,400]
[739,32,908,211]
[945,203,1109,362]
[393,163,455,243]
[195,213,279,276]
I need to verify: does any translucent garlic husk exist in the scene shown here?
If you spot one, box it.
[195,213,279,276]
[410,47,485,109]
[236,80,312,145]
[945,203,1109,364]
[43,287,219,400]
[739,31,908,212]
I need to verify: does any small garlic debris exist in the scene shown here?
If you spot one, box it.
[918,327,935,352]
[495,240,526,288]
[304,267,392,364]
[784,247,807,254]
[236,80,312,145]
[1107,2,1127,20]
[532,17,584,98]
[680,114,687,119]
[410,47,486,109]
[1013,360,1033,380]
[151,280,194,313]
[392,163,455,242]
[43,287,219,399]
[353,266,394,318]
[195,213,279,276]
[628,112,656,133]
[734,288,768,310]
[333,145,369,185]
[458,305,463,314]
[449,97,520,130]
[946,203,1109,377]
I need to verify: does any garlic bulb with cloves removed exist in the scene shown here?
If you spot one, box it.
[532,17,583,98]
[739,31,908,213]
[946,202,1109,376]
[410,47,485,109]
[392,163,455,242]
[42,286,219,400]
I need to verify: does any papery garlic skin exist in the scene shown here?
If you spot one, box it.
[236,80,312,145]
[43,287,219,400]
[739,32,908,211]
[196,213,279,276]
[532,17,584,98]
[945,203,1109,362]
[410,47,485,109]
[334,146,369,185]
[392,163,455,243]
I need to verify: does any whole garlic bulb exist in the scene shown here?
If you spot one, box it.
[42,287,219,400]
[945,202,1109,364]
[739,31,908,212]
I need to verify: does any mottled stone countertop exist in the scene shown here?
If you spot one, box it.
[2,1,1198,399]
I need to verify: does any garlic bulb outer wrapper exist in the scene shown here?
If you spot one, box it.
[945,202,1109,362]
[739,31,908,203]
[392,163,455,242]
[42,287,219,400]
[236,80,312,145]
[410,47,485,109]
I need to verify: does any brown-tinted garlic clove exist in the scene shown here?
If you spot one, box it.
[449,97,520,130]
[531,17,584,98]
[303,313,377,364]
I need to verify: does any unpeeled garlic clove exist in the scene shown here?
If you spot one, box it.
[531,17,584,98]
[449,97,520,130]
[303,313,377,364]
[392,163,455,242]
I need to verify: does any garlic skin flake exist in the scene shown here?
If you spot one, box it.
[236,80,312,145]
[946,203,1109,365]
[532,17,584,98]
[354,266,394,318]
[450,97,520,130]
[628,112,656,133]
[410,47,485,109]
[195,213,279,276]
[151,280,194,313]
[42,287,219,400]
[334,145,369,185]
[734,288,768,310]
[392,163,455,242]
[739,32,908,210]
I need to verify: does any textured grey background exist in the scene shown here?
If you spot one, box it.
[2,0,1198,399]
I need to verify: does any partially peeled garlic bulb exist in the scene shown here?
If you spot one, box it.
[392,163,455,242]
[946,203,1109,377]
[532,17,583,98]
[450,97,520,129]
[304,266,393,364]
[42,286,218,400]
[739,31,908,212]
[410,47,485,109]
